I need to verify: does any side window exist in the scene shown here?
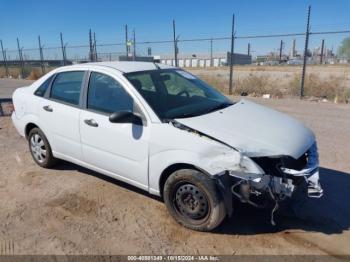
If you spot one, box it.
[50,71,84,105]
[34,75,53,97]
[87,72,133,114]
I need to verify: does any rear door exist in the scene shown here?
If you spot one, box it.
[79,71,150,188]
[39,71,86,161]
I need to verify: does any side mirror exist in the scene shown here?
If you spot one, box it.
[109,111,142,125]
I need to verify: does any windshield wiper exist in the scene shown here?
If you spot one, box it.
[204,102,233,114]
[173,112,202,119]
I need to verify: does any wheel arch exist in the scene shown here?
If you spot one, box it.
[158,163,211,199]
[25,122,39,139]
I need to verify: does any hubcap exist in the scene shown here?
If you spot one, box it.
[174,183,209,220]
[30,134,46,163]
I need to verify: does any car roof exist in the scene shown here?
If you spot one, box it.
[68,61,177,73]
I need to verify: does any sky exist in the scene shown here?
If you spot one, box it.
[1,0,350,59]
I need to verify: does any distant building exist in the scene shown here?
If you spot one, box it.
[226,52,252,65]
[290,39,297,58]
[119,55,155,62]
[338,58,349,64]
[159,52,228,68]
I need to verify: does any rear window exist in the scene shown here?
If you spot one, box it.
[50,71,84,105]
[34,75,54,97]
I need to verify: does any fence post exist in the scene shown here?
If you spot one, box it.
[300,5,311,98]
[93,32,97,61]
[17,38,25,78]
[320,39,324,64]
[279,40,283,63]
[89,29,93,62]
[0,40,9,77]
[38,36,45,74]
[133,29,136,61]
[173,19,178,67]
[210,38,213,67]
[229,14,235,95]
[125,25,128,60]
[60,33,66,66]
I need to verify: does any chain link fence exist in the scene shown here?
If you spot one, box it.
[1,6,349,99]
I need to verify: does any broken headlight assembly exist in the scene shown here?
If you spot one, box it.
[226,142,323,225]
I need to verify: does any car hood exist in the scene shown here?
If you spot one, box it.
[175,99,315,159]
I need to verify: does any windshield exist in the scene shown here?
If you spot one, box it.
[125,69,234,120]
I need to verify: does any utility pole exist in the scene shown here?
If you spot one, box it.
[247,42,251,56]
[279,40,283,63]
[133,29,136,61]
[60,32,66,66]
[173,19,178,67]
[300,5,311,98]
[17,38,25,78]
[38,36,45,74]
[229,14,235,95]
[320,39,325,64]
[0,40,9,77]
[125,24,128,60]
[210,38,213,67]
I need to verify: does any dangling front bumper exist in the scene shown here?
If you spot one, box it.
[281,142,323,198]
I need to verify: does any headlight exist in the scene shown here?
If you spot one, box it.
[239,155,265,175]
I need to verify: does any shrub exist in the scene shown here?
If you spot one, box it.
[27,68,43,80]
[200,74,229,94]
[234,75,283,98]
[288,73,347,101]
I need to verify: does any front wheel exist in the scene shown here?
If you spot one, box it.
[163,169,226,231]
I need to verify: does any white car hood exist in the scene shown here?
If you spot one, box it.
[175,99,315,159]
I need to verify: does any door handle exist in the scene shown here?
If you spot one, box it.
[43,105,53,112]
[84,119,99,127]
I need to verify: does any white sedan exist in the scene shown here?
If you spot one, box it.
[12,62,323,231]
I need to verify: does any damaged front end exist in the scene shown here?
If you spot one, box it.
[170,119,323,225]
[216,142,323,226]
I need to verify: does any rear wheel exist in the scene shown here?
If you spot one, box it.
[28,128,57,168]
[163,169,226,231]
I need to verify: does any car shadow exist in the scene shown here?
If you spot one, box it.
[215,167,350,235]
[54,162,350,235]
[54,160,162,202]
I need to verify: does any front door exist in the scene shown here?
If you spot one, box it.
[80,72,149,188]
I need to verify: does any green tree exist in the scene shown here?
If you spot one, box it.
[338,37,350,59]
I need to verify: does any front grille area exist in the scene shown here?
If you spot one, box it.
[251,157,282,176]
[281,154,307,171]
[252,143,318,176]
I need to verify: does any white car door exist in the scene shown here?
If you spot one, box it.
[79,71,150,188]
[39,70,85,161]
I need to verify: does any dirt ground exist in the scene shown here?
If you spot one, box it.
[0,79,34,99]
[0,79,350,255]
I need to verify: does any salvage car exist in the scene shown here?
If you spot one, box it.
[11,62,323,231]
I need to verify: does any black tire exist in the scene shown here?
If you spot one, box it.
[163,169,226,231]
[28,127,57,168]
